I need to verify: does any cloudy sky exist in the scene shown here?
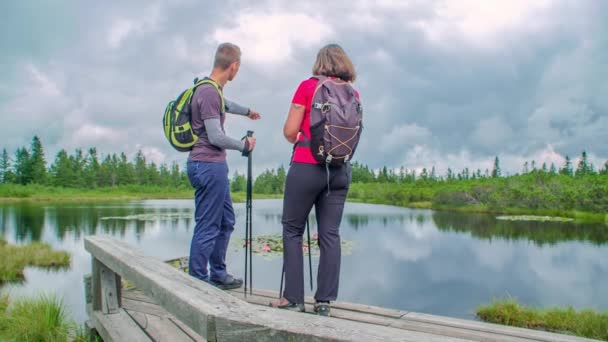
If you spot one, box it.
[1,0,607,176]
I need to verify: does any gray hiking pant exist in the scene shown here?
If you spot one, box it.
[281,162,351,304]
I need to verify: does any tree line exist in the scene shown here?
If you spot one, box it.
[2,137,607,194]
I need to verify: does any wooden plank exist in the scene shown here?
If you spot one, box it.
[100,261,120,314]
[168,316,208,342]
[90,309,152,342]
[91,259,101,311]
[228,288,407,319]
[122,289,160,305]
[123,290,207,342]
[390,318,533,342]
[85,236,470,342]
[230,290,397,327]
[230,291,536,342]
[122,297,171,318]
[403,312,597,342]
[126,309,198,342]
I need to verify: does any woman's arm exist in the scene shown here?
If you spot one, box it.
[283,103,305,143]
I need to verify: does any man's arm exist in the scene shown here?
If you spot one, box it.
[203,118,245,151]
[224,99,250,116]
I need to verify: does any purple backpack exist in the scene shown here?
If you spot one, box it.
[304,76,363,166]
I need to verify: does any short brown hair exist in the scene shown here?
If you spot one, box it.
[213,43,241,70]
[312,44,356,82]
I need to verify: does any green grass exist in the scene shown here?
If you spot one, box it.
[0,294,74,341]
[348,173,608,222]
[0,239,71,283]
[0,184,282,203]
[477,299,608,340]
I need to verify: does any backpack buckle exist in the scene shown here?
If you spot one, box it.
[326,154,333,164]
[321,103,331,113]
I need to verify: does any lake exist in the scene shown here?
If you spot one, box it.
[1,199,607,324]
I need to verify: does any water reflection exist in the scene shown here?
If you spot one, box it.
[432,211,608,246]
[0,200,607,324]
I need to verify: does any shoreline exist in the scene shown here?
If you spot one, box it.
[1,191,605,223]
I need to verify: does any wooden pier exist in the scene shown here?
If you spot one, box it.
[83,236,599,342]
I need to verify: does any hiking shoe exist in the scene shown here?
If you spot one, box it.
[269,300,305,312]
[210,275,243,290]
[314,303,331,317]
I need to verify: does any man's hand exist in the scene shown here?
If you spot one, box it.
[248,109,261,120]
[244,136,256,151]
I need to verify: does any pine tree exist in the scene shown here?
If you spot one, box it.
[491,156,501,178]
[29,136,47,184]
[0,149,12,183]
[84,148,100,188]
[276,165,286,193]
[575,151,592,177]
[541,162,548,173]
[70,149,86,188]
[159,163,171,187]
[430,166,437,181]
[14,147,33,185]
[420,168,428,180]
[231,172,246,192]
[170,162,181,187]
[50,149,74,187]
[550,163,557,174]
[134,150,147,185]
[600,161,608,176]
[446,168,453,180]
[118,153,135,185]
[560,155,573,176]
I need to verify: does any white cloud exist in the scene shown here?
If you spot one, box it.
[413,0,554,46]
[72,124,125,145]
[472,115,514,148]
[138,146,167,166]
[106,4,163,49]
[382,123,433,150]
[211,11,333,65]
[27,64,61,97]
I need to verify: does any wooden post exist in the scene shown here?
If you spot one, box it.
[92,257,120,314]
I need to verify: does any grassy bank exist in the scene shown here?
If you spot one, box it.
[349,173,608,222]
[0,184,282,203]
[477,299,608,341]
[0,239,71,283]
[0,293,91,341]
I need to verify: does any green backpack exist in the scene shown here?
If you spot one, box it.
[163,78,225,152]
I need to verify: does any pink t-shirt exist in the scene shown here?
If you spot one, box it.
[290,78,360,164]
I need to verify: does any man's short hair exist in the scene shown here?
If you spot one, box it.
[213,43,241,70]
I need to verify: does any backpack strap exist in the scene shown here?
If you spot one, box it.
[190,78,226,137]
[193,78,225,114]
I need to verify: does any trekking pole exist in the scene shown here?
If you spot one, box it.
[306,217,313,291]
[246,130,254,295]
[279,264,285,298]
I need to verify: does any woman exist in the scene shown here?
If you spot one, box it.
[270,44,359,316]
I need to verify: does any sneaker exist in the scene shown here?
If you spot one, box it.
[314,302,331,317]
[210,274,243,290]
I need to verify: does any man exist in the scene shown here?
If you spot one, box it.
[187,42,259,289]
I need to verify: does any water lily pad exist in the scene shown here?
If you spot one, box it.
[495,215,574,222]
[231,234,355,259]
